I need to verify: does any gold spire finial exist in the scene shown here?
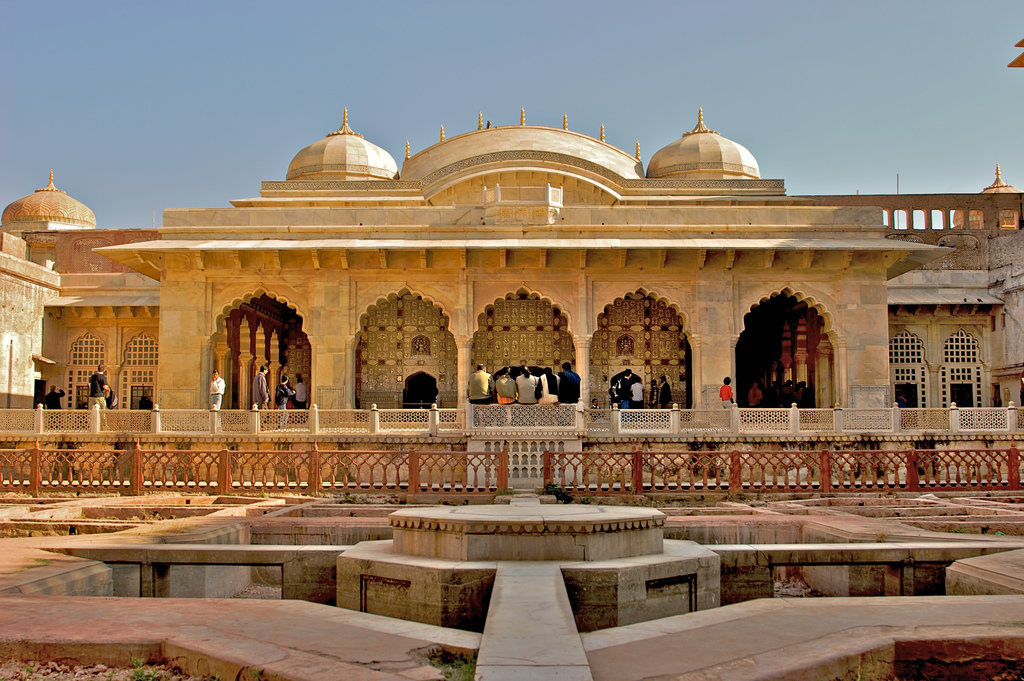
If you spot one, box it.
[38,169,63,193]
[478,111,483,130]
[635,141,641,161]
[405,139,410,160]
[563,113,568,130]
[520,108,525,125]
[682,106,718,137]
[600,124,605,142]
[996,164,1002,181]
[327,108,362,138]
[49,169,54,184]
[440,125,445,142]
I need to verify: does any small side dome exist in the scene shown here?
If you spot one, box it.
[981,164,1019,193]
[287,109,398,181]
[646,109,760,180]
[2,171,96,229]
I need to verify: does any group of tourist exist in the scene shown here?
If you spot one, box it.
[743,379,814,408]
[216,365,308,412]
[609,370,673,409]
[469,362,581,406]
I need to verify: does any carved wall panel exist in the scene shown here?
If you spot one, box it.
[591,292,689,407]
[472,292,574,371]
[357,292,456,408]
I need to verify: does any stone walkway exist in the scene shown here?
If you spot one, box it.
[0,595,479,681]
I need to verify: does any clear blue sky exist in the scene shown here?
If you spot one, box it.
[1,1,1021,229]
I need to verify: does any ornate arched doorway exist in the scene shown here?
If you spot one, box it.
[404,372,438,408]
[471,290,575,372]
[214,294,310,410]
[736,293,831,408]
[356,291,456,408]
[590,291,690,408]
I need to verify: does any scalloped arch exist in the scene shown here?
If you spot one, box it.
[744,286,836,339]
[476,286,574,329]
[214,288,305,335]
[595,288,690,334]
[358,287,452,332]
[67,331,106,365]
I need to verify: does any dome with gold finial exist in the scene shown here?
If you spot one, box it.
[646,108,760,180]
[981,164,1020,193]
[2,171,97,231]
[286,109,399,181]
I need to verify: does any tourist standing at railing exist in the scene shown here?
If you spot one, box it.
[720,377,733,409]
[253,365,270,409]
[469,364,495,405]
[294,375,307,409]
[276,375,295,429]
[648,379,659,408]
[780,380,795,407]
[88,364,110,410]
[659,375,672,409]
[630,375,644,409]
[209,370,225,410]
[515,365,539,405]
[495,367,517,404]
[43,386,65,410]
[557,361,581,404]
[538,367,559,404]
[746,381,762,408]
[612,369,633,409]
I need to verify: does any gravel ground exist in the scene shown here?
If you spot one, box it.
[0,660,212,680]
[774,576,823,597]
[231,583,281,599]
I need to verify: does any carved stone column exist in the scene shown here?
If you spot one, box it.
[456,335,472,409]
[268,326,281,385]
[832,336,848,407]
[794,318,809,385]
[344,338,356,409]
[816,340,833,408]
[238,316,253,408]
[573,335,592,405]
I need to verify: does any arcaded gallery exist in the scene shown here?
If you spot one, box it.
[2,109,1021,414]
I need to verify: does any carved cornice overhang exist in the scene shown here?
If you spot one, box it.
[390,516,665,534]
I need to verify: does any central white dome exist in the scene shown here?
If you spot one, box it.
[647,109,760,180]
[287,110,398,181]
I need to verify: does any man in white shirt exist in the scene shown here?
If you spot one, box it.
[515,366,539,405]
[210,370,225,410]
[294,375,307,409]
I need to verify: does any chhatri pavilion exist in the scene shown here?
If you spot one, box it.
[3,108,1020,415]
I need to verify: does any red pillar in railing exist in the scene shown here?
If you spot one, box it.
[632,449,644,495]
[497,448,509,490]
[218,448,231,494]
[1009,446,1020,491]
[130,441,144,495]
[407,451,420,493]
[29,440,41,497]
[906,449,920,492]
[729,450,742,491]
[543,451,553,488]
[310,443,322,496]
[820,449,832,492]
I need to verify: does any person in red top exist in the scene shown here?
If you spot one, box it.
[720,377,734,408]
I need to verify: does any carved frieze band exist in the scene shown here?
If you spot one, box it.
[391,517,664,533]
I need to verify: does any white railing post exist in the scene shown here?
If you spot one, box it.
[35,404,44,434]
[611,404,620,435]
[370,404,379,434]
[950,403,960,434]
[670,404,680,434]
[892,404,901,433]
[834,407,843,433]
[251,405,260,435]
[309,404,319,435]
[466,405,474,430]
[1008,403,1017,433]
[429,403,439,436]
[210,409,218,435]
[152,405,161,433]
[90,404,101,434]
[790,404,799,434]
[730,403,740,434]
[575,403,585,433]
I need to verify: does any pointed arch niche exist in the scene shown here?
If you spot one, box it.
[591,290,690,408]
[736,291,832,408]
[213,293,310,410]
[471,290,574,373]
[356,291,456,408]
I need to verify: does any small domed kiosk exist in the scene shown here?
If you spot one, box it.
[2,170,96,235]
[647,108,760,180]
[286,109,399,181]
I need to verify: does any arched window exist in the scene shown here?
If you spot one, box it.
[122,333,158,409]
[616,335,635,357]
[1000,209,1019,230]
[67,333,105,409]
[941,329,982,407]
[889,331,927,407]
[411,335,431,356]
